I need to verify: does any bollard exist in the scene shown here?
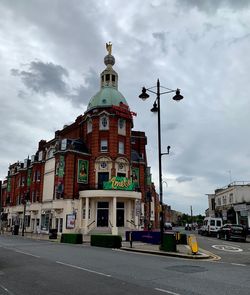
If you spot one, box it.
[129,231,133,248]
[188,234,198,254]
[175,232,180,244]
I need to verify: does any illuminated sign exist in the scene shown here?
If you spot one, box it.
[104,177,135,191]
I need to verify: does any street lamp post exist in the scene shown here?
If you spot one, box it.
[139,79,183,247]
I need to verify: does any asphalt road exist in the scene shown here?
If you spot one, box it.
[1,234,250,295]
[195,231,250,265]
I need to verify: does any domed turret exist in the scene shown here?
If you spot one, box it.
[87,42,129,111]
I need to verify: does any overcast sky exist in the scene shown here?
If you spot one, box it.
[1,0,250,215]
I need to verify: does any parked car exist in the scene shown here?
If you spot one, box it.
[199,217,223,236]
[164,222,172,230]
[217,224,247,242]
[185,223,192,230]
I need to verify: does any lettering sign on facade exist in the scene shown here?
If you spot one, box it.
[104,176,135,191]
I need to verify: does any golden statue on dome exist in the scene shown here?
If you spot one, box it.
[106,42,112,55]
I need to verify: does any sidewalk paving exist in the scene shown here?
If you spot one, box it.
[121,241,218,260]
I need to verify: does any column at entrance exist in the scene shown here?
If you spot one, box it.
[134,199,139,229]
[84,197,89,235]
[112,197,118,235]
[79,198,83,229]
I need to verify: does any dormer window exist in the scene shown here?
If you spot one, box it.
[100,116,109,130]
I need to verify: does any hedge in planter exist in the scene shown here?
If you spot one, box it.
[60,233,83,244]
[91,234,122,248]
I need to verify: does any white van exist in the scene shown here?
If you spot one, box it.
[199,217,223,236]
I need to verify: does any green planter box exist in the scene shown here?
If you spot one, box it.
[160,233,177,252]
[60,233,83,244]
[91,234,122,248]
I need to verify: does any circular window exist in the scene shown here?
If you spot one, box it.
[118,163,124,170]
[100,162,107,169]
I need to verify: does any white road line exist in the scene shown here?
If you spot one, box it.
[14,250,40,258]
[231,263,247,267]
[155,288,180,295]
[56,261,111,277]
[0,283,15,295]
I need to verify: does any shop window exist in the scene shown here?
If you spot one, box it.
[24,215,31,227]
[41,213,50,231]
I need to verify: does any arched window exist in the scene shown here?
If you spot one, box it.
[100,115,109,130]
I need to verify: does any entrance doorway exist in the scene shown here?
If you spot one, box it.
[116,202,124,227]
[97,202,109,227]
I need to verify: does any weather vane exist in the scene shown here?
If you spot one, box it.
[106,41,112,55]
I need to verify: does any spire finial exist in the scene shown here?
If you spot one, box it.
[106,41,112,55]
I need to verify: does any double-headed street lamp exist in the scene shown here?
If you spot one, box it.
[139,79,183,247]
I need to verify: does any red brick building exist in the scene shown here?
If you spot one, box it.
[1,44,159,236]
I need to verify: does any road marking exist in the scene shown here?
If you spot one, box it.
[14,250,40,258]
[212,245,243,252]
[0,283,15,295]
[231,263,247,267]
[56,261,111,277]
[155,288,180,295]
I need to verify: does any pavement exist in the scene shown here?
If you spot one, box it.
[3,229,250,263]
[120,240,218,260]
[1,231,219,260]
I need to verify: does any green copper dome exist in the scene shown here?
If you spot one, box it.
[87,86,128,111]
[86,43,129,111]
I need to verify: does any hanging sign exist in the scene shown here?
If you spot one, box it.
[104,177,135,191]
[77,160,89,184]
[27,169,32,187]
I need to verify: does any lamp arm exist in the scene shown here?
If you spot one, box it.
[160,89,176,95]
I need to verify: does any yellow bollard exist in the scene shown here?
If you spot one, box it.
[175,232,180,243]
[188,234,199,254]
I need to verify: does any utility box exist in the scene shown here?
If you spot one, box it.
[161,232,177,252]
[49,228,58,239]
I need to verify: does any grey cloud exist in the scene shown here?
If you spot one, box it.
[152,32,169,53]
[177,0,250,13]
[70,68,99,107]
[11,61,99,108]
[11,61,69,96]
[176,176,193,183]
